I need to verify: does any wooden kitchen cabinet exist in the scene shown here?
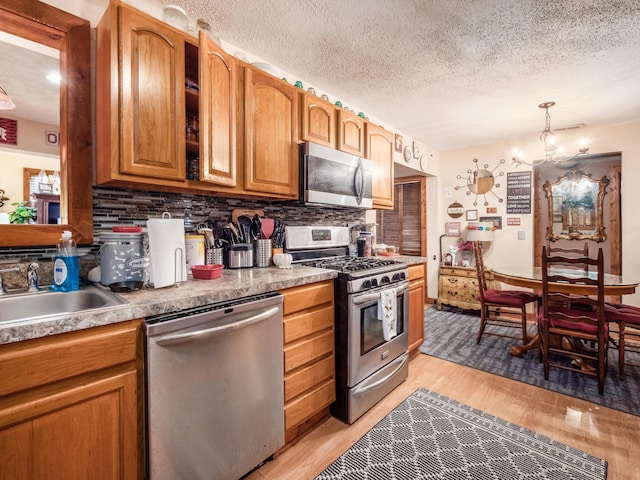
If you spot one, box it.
[97,2,238,191]
[438,265,496,310]
[96,2,187,187]
[243,66,299,198]
[365,123,394,209]
[279,280,335,444]
[408,263,426,355]
[0,320,141,480]
[198,32,238,187]
[299,91,336,148]
[337,109,365,156]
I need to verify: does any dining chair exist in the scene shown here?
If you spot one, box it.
[547,241,589,270]
[604,302,640,379]
[472,241,539,346]
[539,246,608,394]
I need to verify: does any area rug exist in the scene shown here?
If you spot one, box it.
[315,388,607,479]
[419,307,640,416]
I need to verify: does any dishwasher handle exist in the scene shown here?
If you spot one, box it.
[155,306,280,347]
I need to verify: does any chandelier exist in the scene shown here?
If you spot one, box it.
[512,101,589,167]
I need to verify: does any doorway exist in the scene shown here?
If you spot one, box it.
[376,176,426,256]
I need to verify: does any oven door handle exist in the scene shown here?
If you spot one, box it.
[154,306,280,347]
[351,282,409,306]
[352,354,408,396]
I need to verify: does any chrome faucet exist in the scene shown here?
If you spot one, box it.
[27,262,40,292]
[0,266,20,295]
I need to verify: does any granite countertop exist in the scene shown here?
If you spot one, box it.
[0,255,427,346]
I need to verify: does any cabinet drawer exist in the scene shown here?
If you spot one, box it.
[282,280,333,316]
[283,304,334,344]
[284,330,334,373]
[440,267,477,278]
[408,263,425,281]
[284,355,334,402]
[0,320,139,397]
[285,378,335,430]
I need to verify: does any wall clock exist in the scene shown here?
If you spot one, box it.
[403,146,412,163]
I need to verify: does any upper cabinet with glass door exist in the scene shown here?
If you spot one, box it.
[0,0,92,247]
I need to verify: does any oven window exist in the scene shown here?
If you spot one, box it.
[360,294,405,355]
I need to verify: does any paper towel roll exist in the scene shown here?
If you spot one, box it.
[147,216,187,288]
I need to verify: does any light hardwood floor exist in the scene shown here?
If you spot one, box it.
[248,353,640,480]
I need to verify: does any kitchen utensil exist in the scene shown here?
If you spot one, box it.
[251,214,262,240]
[238,215,253,241]
[261,218,275,239]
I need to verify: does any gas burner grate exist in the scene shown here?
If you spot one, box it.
[302,256,401,273]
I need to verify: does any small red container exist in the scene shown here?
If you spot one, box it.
[191,264,224,280]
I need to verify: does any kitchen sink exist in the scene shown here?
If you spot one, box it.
[0,284,128,325]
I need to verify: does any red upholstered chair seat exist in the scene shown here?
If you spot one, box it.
[604,302,640,325]
[604,302,640,378]
[537,307,608,335]
[483,289,539,307]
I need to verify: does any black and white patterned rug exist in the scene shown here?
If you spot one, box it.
[316,388,607,479]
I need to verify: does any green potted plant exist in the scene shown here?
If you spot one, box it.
[9,201,37,224]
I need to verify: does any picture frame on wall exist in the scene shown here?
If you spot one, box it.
[480,215,502,230]
[394,134,403,153]
[445,221,461,236]
[466,209,478,221]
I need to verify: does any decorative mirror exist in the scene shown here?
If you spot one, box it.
[0,1,92,247]
[543,169,609,242]
[455,158,505,206]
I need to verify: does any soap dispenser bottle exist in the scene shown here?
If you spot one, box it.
[52,230,80,291]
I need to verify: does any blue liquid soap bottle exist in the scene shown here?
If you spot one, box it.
[53,230,80,291]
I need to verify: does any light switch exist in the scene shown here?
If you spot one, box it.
[518,230,525,240]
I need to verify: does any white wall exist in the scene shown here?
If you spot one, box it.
[431,121,640,306]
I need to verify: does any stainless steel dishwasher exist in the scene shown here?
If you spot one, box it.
[143,292,284,480]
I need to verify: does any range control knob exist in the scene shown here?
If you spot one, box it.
[362,279,371,289]
[371,278,378,287]
[380,276,390,284]
[399,272,406,280]
[392,273,400,282]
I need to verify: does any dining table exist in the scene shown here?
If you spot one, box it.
[490,265,639,356]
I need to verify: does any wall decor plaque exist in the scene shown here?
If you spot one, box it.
[447,202,464,218]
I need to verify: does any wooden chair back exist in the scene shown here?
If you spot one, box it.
[473,241,488,301]
[546,241,589,271]
[540,245,607,392]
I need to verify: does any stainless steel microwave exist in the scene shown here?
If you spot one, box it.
[299,142,373,209]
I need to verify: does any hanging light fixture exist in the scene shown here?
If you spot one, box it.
[512,101,589,167]
[0,82,15,110]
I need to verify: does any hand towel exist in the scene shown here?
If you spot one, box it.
[377,288,397,341]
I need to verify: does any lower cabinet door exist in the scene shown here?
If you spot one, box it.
[0,370,137,480]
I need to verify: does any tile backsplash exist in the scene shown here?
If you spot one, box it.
[0,186,367,266]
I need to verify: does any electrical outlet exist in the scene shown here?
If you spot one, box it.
[518,230,525,240]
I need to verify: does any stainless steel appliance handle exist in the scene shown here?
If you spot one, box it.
[352,282,409,306]
[352,354,409,396]
[155,306,280,347]
[354,158,363,205]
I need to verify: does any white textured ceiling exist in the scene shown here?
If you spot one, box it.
[175,0,640,151]
[15,0,640,153]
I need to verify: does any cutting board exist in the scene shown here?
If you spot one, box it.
[231,209,264,222]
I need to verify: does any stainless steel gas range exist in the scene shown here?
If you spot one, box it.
[286,226,409,424]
